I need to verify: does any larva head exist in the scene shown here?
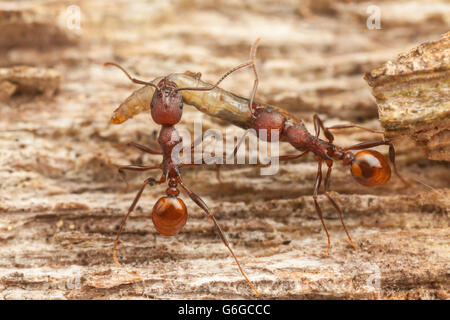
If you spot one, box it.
[347,150,391,187]
[150,78,183,126]
[152,196,187,236]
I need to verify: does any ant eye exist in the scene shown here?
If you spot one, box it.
[179,102,183,109]
[350,150,391,187]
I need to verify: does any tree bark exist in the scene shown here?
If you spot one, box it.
[365,32,450,161]
[0,0,448,299]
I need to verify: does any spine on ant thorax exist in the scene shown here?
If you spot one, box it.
[158,125,182,178]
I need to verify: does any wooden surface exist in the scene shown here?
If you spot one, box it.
[0,0,449,299]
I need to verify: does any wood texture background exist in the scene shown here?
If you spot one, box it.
[0,0,449,299]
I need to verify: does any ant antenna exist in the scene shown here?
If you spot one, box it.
[248,38,260,113]
[104,62,158,89]
[176,39,260,93]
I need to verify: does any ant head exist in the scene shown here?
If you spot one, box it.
[150,78,183,125]
[346,150,391,187]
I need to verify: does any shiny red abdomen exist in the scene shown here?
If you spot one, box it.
[350,150,391,187]
[152,196,188,236]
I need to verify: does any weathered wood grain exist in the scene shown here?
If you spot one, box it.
[0,0,448,300]
[365,32,450,161]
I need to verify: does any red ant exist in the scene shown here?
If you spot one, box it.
[104,60,259,295]
[229,40,410,256]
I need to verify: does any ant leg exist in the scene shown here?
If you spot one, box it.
[119,165,161,172]
[256,151,309,168]
[180,161,223,184]
[387,142,410,186]
[190,136,232,184]
[344,140,389,151]
[179,134,220,171]
[176,38,260,93]
[313,114,334,143]
[177,177,259,295]
[176,61,253,92]
[327,124,384,134]
[189,133,205,153]
[344,140,410,186]
[227,129,252,163]
[188,130,217,155]
[323,161,357,250]
[312,160,331,257]
[180,163,223,184]
[228,145,308,168]
[128,142,162,155]
[183,71,202,79]
[104,62,157,88]
[113,175,165,267]
[118,165,161,193]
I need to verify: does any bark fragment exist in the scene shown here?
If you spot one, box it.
[365,32,450,161]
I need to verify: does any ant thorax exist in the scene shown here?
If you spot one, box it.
[284,123,346,161]
[158,126,181,153]
[284,123,315,151]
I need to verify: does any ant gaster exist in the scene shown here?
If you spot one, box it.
[104,60,259,295]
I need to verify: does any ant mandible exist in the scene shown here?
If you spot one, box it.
[104,58,259,295]
[229,40,410,256]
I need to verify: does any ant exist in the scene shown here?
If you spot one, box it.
[227,39,410,256]
[104,58,259,295]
